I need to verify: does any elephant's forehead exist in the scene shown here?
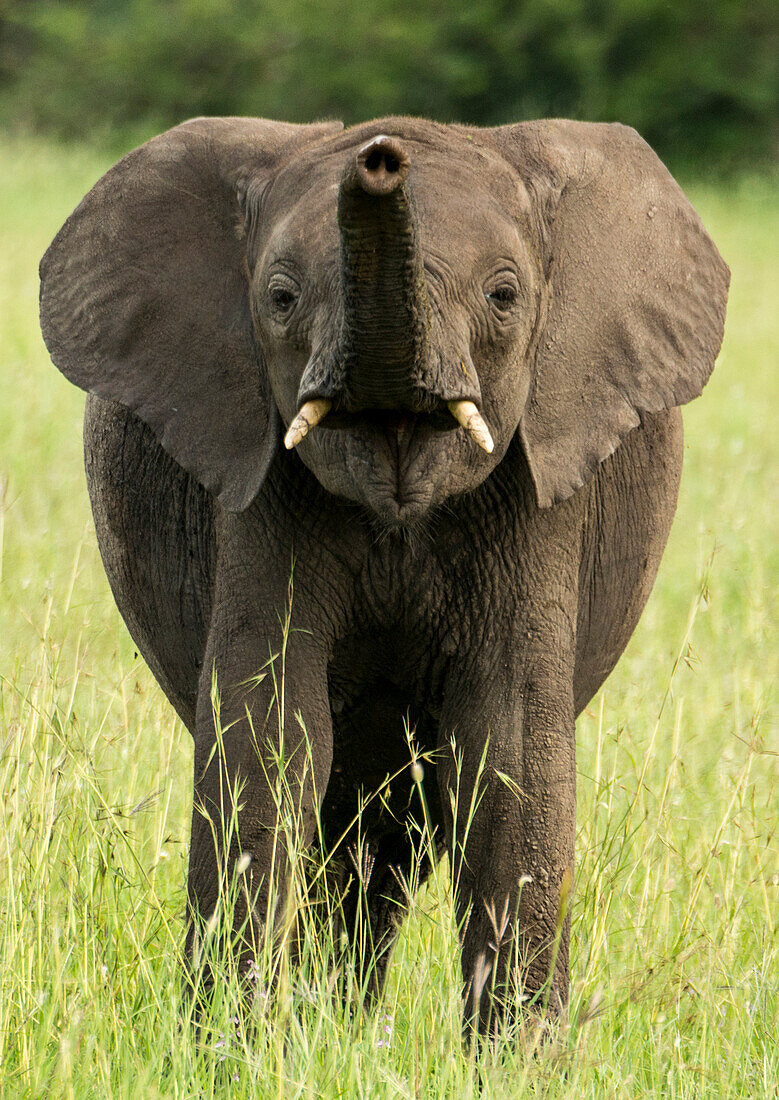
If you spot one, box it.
[264,136,525,259]
[271,127,519,202]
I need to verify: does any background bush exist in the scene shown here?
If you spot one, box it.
[1,0,776,169]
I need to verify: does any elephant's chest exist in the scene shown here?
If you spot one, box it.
[328,519,517,701]
[348,529,488,649]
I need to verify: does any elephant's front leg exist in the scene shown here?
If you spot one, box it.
[440,645,576,1033]
[186,596,332,971]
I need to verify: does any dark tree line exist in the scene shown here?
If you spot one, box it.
[1,0,776,168]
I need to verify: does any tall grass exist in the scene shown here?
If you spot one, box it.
[0,135,776,1097]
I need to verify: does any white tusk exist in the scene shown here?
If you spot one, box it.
[447,400,494,454]
[284,399,332,449]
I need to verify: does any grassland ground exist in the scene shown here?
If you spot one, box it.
[0,135,776,1097]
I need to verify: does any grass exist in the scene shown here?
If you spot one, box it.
[0,133,776,1097]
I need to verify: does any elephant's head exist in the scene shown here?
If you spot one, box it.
[40,116,728,524]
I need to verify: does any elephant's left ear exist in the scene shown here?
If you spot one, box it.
[40,116,343,511]
[484,120,729,508]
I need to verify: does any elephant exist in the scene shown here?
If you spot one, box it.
[39,115,728,1032]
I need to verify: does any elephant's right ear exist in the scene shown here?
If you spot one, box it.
[40,117,343,512]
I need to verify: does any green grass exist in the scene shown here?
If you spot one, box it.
[0,133,776,1098]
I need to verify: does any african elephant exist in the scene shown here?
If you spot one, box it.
[39,115,728,1031]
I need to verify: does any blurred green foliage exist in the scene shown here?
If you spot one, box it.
[1,0,776,168]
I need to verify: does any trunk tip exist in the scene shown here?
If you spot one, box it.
[354,135,410,196]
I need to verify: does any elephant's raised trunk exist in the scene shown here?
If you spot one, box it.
[337,135,430,410]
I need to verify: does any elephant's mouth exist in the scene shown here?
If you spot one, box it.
[304,409,449,526]
[319,406,457,435]
[286,398,496,528]
[285,397,494,456]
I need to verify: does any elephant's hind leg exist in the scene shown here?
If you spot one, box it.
[83,394,216,731]
[322,689,443,1002]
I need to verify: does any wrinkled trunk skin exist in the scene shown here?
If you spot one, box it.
[337,170,430,411]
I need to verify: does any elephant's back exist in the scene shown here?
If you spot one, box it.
[84,394,216,732]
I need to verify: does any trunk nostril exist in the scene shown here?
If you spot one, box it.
[355,135,410,196]
[364,149,399,173]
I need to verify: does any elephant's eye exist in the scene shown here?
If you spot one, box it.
[268,275,300,318]
[486,283,519,311]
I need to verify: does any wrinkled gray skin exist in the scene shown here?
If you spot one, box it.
[39,116,728,1031]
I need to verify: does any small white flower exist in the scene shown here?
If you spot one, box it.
[236,851,252,875]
